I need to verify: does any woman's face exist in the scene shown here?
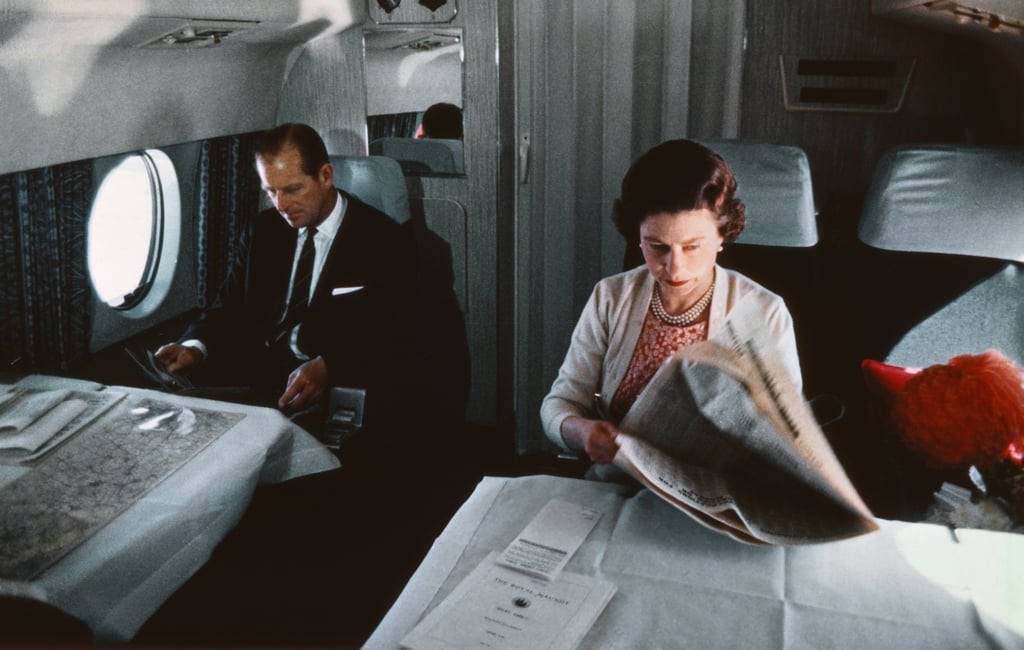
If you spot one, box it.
[639,209,724,306]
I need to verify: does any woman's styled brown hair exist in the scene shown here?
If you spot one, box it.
[613,140,746,254]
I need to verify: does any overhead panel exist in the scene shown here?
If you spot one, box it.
[779,56,916,113]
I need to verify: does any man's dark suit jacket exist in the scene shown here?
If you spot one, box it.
[181,191,417,422]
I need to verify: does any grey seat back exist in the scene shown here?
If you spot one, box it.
[368,137,464,175]
[697,139,818,247]
[329,154,411,223]
[689,140,822,391]
[857,144,1023,368]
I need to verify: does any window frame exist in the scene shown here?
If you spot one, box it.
[88,150,172,310]
[87,145,195,356]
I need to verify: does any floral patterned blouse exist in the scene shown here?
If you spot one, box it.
[609,310,708,422]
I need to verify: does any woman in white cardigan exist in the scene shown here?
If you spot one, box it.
[541,140,802,464]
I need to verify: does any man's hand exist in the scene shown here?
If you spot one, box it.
[278,356,328,413]
[154,343,202,374]
[560,416,621,464]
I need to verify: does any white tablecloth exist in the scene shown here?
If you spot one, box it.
[0,376,339,642]
[367,475,1024,649]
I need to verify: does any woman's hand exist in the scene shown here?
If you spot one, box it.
[560,416,622,464]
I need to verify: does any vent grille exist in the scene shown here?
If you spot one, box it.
[139,19,260,49]
[780,56,916,113]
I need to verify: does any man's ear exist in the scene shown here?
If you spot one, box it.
[319,162,334,187]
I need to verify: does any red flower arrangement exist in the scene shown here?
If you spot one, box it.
[885,350,1024,472]
[862,351,1024,527]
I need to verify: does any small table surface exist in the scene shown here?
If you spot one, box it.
[0,375,339,642]
[366,474,1024,649]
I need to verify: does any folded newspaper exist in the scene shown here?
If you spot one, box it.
[612,300,878,545]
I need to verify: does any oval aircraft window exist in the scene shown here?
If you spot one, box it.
[87,151,174,309]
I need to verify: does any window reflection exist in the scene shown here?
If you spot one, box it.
[363,27,465,176]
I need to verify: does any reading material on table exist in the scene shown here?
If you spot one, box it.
[497,498,602,580]
[400,551,615,650]
[401,498,614,649]
[614,299,879,545]
[0,387,126,463]
[0,394,244,580]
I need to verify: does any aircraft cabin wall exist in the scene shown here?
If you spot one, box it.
[0,1,367,176]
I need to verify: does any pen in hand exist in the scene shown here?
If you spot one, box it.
[591,393,622,457]
[593,393,609,421]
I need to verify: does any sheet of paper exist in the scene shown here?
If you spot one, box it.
[0,399,88,453]
[497,498,602,580]
[400,552,615,650]
[0,390,127,465]
[0,389,70,432]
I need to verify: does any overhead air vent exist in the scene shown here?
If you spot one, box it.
[139,19,260,49]
[364,29,460,51]
[399,33,460,50]
[779,56,916,113]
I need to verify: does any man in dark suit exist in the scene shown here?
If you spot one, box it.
[156,123,416,428]
[151,125,472,642]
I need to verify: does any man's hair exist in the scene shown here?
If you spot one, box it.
[421,103,463,140]
[255,123,329,177]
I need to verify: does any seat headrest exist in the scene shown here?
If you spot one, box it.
[328,154,410,224]
[368,137,464,175]
[858,145,1024,262]
[697,139,818,247]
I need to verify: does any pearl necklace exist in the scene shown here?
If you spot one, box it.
[650,279,715,327]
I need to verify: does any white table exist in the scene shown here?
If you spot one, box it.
[367,474,1024,649]
[0,375,340,642]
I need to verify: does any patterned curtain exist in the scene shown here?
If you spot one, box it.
[0,162,93,373]
[195,133,262,308]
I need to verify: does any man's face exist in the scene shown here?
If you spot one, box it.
[257,144,335,229]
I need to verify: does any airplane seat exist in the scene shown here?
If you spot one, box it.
[850,144,1024,518]
[688,140,823,395]
[368,137,464,175]
[327,155,470,473]
[329,154,411,224]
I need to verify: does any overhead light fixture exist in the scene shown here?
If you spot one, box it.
[922,1,1024,35]
[377,0,401,13]
[419,0,447,11]
[140,19,260,49]
[397,33,461,51]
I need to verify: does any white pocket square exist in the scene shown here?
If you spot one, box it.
[332,285,365,296]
